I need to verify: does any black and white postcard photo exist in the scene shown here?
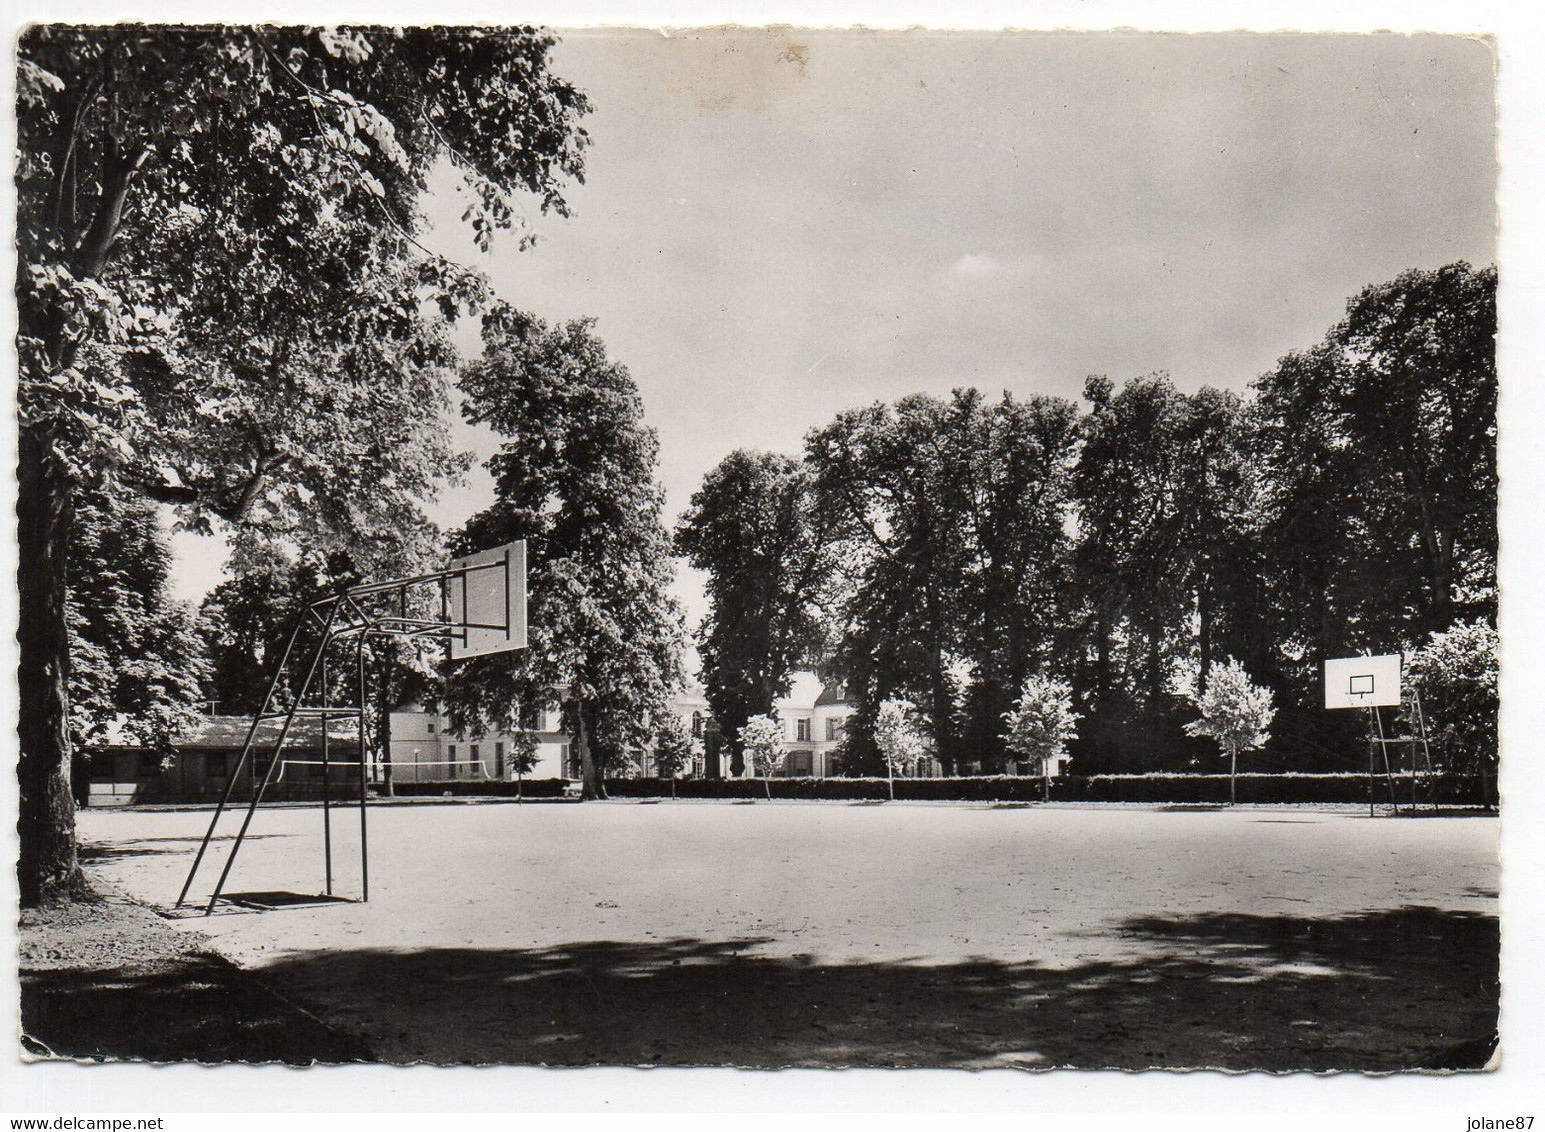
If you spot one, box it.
[11,3,1539,1120]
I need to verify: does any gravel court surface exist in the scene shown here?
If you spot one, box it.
[75,801,1501,1069]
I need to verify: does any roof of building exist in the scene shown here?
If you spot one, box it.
[98,715,361,752]
[815,682,851,707]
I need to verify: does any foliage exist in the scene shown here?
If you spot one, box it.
[953,393,1084,766]
[806,390,1080,774]
[676,264,1492,784]
[1002,675,1081,775]
[198,541,348,714]
[506,732,541,779]
[806,397,967,772]
[67,486,209,756]
[873,699,928,778]
[1071,374,1265,773]
[1252,263,1497,654]
[739,714,787,778]
[1405,620,1499,780]
[1184,658,1275,803]
[1185,658,1275,757]
[19,23,589,499]
[446,312,685,800]
[652,713,696,780]
[15,23,592,903]
[676,451,836,761]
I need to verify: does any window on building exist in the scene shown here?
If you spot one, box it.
[796,718,810,742]
[205,752,227,778]
[691,711,703,738]
[787,750,813,776]
[446,744,456,779]
[426,721,436,734]
[825,718,843,742]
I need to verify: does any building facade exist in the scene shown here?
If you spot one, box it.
[80,716,360,805]
[387,702,570,783]
[389,672,860,781]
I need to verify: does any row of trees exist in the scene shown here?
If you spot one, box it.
[183,261,1498,802]
[678,263,1497,782]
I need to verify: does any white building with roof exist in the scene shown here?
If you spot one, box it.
[388,672,859,782]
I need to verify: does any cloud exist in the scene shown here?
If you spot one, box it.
[950,252,1002,279]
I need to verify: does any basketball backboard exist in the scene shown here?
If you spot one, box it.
[1324,653,1401,709]
[446,540,527,660]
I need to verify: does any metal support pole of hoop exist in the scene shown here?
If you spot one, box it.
[1344,684,1400,816]
[176,542,525,915]
[1348,680,1437,816]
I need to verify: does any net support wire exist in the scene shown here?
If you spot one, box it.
[272,758,494,783]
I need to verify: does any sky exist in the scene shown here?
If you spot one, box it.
[170,29,1499,628]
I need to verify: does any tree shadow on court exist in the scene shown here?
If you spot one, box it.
[79,834,286,863]
[21,951,370,1064]
[231,904,1497,1071]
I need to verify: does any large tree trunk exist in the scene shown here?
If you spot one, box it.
[17,425,83,905]
[1094,608,1113,702]
[376,656,408,797]
[1197,573,1213,695]
[1146,626,1164,703]
[378,694,394,798]
[574,698,606,800]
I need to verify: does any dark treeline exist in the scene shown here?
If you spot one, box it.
[678,262,1497,778]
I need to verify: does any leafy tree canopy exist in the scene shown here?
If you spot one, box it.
[873,698,928,777]
[1252,262,1496,654]
[1002,675,1080,769]
[1405,620,1498,780]
[740,714,786,779]
[676,450,836,758]
[1184,658,1275,759]
[16,24,592,903]
[447,310,685,799]
[68,484,209,755]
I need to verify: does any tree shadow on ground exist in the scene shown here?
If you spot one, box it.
[222,904,1496,1071]
[21,952,370,1064]
[79,834,286,863]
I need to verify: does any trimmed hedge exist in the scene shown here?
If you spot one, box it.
[118,772,1489,806]
[378,778,573,799]
[601,772,1490,806]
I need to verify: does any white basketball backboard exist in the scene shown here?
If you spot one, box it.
[446,540,527,660]
[1324,653,1401,709]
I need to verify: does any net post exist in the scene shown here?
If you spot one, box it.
[322,651,333,897]
[1366,705,1376,817]
[1412,681,1438,810]
[358,632,369,904]
[1372,705,1399,814]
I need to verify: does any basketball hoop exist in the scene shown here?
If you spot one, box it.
[178,540,530,916]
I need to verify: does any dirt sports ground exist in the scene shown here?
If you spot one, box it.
[20,800,1500,1072]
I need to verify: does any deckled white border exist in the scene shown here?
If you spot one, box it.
[3,0,1540,1120]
